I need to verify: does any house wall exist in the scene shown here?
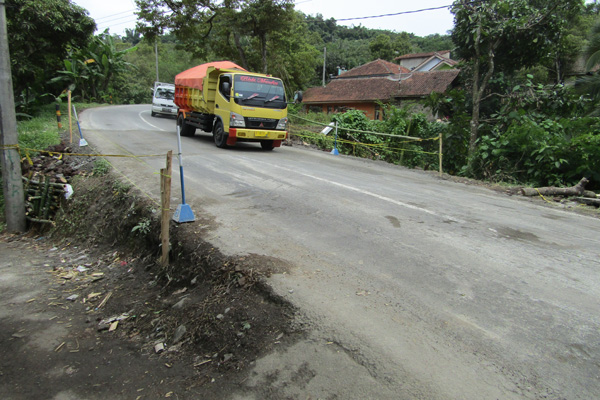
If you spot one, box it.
[345,102,378,120]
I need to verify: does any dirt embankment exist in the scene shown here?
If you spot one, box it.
[1,139,301,399]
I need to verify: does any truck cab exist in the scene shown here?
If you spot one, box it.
[212,73,288,150]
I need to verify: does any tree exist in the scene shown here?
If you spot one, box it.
[266,11,321,92]
[575,19,600,114]
[136,0,297,74]
[370,34,395,61]
[5,0,95,110]
[52,33,138,102]
[123,28,142,45]
[236,0,296,73]
[369,33,412,61]
[451,0,584,172]
[411,34,454,53]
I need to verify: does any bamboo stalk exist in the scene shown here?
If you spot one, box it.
[26,216,55,224]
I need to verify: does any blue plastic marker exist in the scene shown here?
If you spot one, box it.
[172,126,196,223]
[331,121,339,155]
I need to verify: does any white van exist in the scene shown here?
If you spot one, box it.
[151,82,176,117]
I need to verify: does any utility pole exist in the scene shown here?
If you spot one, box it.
[0,1,26,232]
[155,39,159,82]
[322,47,326,87]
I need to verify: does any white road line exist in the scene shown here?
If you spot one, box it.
[138,110,170,131]
[242,157,464,223]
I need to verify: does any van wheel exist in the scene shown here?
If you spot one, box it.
[151,111,157,117]
[260,140,275,151]
[214,121,228,148]
[178,114,196,137]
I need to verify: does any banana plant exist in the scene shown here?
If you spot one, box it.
[50,33,137,102]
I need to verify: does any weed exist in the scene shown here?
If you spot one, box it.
[112,180,132,199]
[93,158,111,176]
[132,217,152,235]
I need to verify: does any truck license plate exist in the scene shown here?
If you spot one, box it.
[255,131,268,137]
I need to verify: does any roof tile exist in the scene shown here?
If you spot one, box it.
[395,50,451,60]
[340,59,410,77]
[396,70,460,97]
[303,77,400,103]
[302,70,460,103]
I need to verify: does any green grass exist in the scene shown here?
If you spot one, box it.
[17,102,105,153]
[17,117,61,153]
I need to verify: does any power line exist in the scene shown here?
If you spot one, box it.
[94,9,136,22]
[97,17,138,30]
[97,14,137,25]
[336,5,453,23]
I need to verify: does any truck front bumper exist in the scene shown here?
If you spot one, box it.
[229,128,287,141]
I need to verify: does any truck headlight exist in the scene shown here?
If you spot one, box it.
[276,117,288,130]
[230,112,245,128]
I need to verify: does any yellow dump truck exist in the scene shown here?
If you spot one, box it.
[174,61,288,150]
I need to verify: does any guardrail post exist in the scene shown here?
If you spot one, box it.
[439,131,443,177]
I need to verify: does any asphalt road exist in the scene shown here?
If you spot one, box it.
[79,104,600,399]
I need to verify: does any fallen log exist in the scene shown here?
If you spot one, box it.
[521,177,597,198]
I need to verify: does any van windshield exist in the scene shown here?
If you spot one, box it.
[155,88,174,100]
[233,75,286,109]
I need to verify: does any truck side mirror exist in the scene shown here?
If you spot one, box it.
[223,82,231,97]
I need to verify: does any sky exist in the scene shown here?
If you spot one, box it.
[71,0,455,38]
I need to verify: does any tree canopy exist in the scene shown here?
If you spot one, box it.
[5,0,96,110]
[450,0,584,169]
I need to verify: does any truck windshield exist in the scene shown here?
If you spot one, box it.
[233,75,286,109]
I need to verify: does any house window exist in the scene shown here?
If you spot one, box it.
[327,106,332,114]
[374,104,381,120]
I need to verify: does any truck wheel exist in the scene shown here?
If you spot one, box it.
[178,114,196,137]
[260,140,275,151]
[213,121,228,148]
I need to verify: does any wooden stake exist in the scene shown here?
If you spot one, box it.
[160,151,173,267]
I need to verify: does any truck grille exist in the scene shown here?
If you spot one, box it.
[245,117,278,129]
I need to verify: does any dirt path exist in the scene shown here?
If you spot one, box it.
[0,234,204,399]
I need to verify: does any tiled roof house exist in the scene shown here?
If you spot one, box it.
[302,58,459,120]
